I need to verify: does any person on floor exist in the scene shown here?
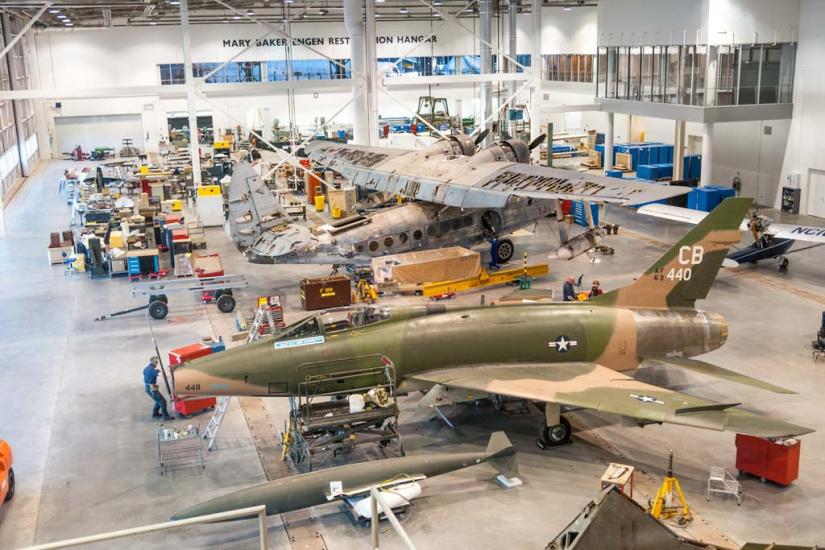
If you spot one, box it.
[589,280,605,298]
[143,356,174,421]
[562,275,577,302]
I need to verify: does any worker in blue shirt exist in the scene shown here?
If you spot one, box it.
[562,275,577,302]
[143,356,174,421]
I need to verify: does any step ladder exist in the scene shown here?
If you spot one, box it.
[203,304,284,451]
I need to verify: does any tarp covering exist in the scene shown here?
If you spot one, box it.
[371,246,481,285]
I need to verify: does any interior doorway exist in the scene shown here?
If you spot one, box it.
[808,168,825,219]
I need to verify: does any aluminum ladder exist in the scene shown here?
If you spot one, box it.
[202,304,278,451]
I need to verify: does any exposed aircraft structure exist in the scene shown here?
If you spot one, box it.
[227,134,688,264]
[176,198,812,445]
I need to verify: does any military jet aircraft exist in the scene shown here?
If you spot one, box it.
[229,134,688,265]
[176,198,812,446]
[639,202,825,271]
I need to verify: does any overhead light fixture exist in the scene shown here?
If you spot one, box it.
[246,9,255,16]
[49,8,60,14]
[399,6,409,14]
[64,19,72,22]
[375,13,381,17]
[319,8,328,15]
[57,14,66,19]
[433,0,444,5]
[232,14,241,19]
[65,22,73,26]
[563,6,572,10]
[149,21,157,25]
[283,0,294,4]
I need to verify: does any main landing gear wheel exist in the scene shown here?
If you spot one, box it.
[778,256,789,271]
[496,238,515,263]
[538,416,571,449]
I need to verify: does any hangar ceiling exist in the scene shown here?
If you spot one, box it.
[0,0,595,27]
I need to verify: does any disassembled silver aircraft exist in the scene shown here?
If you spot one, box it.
[228,134,688,265]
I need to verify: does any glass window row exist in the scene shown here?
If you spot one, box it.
[596,43,796,106]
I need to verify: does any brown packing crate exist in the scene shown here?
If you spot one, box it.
[300,275,352,311]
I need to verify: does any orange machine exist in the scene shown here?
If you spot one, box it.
[0,440,14,505]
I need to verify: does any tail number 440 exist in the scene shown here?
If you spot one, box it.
[656,245,704,281]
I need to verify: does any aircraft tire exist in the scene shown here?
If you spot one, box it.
[542,416,571,447]
[148,300,169,320]
[496,238,515,263]
[216,294,236,313]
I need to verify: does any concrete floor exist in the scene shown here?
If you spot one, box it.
[1,160,824,548]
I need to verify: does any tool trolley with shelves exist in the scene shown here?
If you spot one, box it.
[285,356,403,472]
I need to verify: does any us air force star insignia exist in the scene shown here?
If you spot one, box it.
[630,393,665,405]
[548,335,578,352]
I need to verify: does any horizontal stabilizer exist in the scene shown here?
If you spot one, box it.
[643,356,797,394]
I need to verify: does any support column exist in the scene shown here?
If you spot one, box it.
[2,14,30,176]
[626,114,632,143]
[530,0,543,144]
[604,111,614,171]
[344,0,369,145]
[365,0,379,145]
[700,122,714,187]
[179,0,202,186]
[673,119,686,181]
[507,0,518,138]
[479,0,493,144]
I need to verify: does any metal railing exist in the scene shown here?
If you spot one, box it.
[23,505,269,550]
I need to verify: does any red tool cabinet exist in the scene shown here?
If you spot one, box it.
[735,434,800,486]
[169,343,217,417]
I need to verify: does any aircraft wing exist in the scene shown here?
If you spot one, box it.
[764,223,825,244]
[409,362,812,438]
[307,142,689,208]
[637,203,751,230]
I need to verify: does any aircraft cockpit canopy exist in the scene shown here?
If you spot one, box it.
[273,305,391,342]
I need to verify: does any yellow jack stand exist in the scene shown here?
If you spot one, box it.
[649,450,693,525]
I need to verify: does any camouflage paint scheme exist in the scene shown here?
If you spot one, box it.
[175,198,812,439]
[170,432,515,520]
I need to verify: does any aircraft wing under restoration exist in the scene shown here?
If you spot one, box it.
[410,362,812,438]
[306,141,689,208]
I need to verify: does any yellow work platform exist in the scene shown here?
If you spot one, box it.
[421,263,549,298]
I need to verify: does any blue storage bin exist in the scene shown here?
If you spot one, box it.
[572,201,600,227]
[657,163,673,179]
[664,145,674,163]
[683,155,702,180]
[210,340,226,353]
[605,169,623,178]
[636,165,658,180]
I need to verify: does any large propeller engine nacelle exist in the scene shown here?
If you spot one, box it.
[469,133,546,166]
[422,133,478,158]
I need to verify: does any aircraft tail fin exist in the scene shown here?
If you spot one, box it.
[484,431,518,478]
[592,197,751,309]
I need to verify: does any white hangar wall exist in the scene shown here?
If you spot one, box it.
[32,7,600,156]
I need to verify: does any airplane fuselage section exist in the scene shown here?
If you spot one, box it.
[173,304,728,397]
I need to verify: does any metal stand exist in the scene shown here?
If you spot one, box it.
[285,360,403,472]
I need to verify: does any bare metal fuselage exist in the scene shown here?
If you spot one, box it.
[246,197,553,264]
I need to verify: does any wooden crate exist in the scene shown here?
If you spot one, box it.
[300,275,352,311]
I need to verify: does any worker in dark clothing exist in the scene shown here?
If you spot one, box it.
[143,357,174,420]
[562,275,577,302]
[589,280,604,298]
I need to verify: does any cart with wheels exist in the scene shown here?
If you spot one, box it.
[94,275,249,321]
[284,357,403,472]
